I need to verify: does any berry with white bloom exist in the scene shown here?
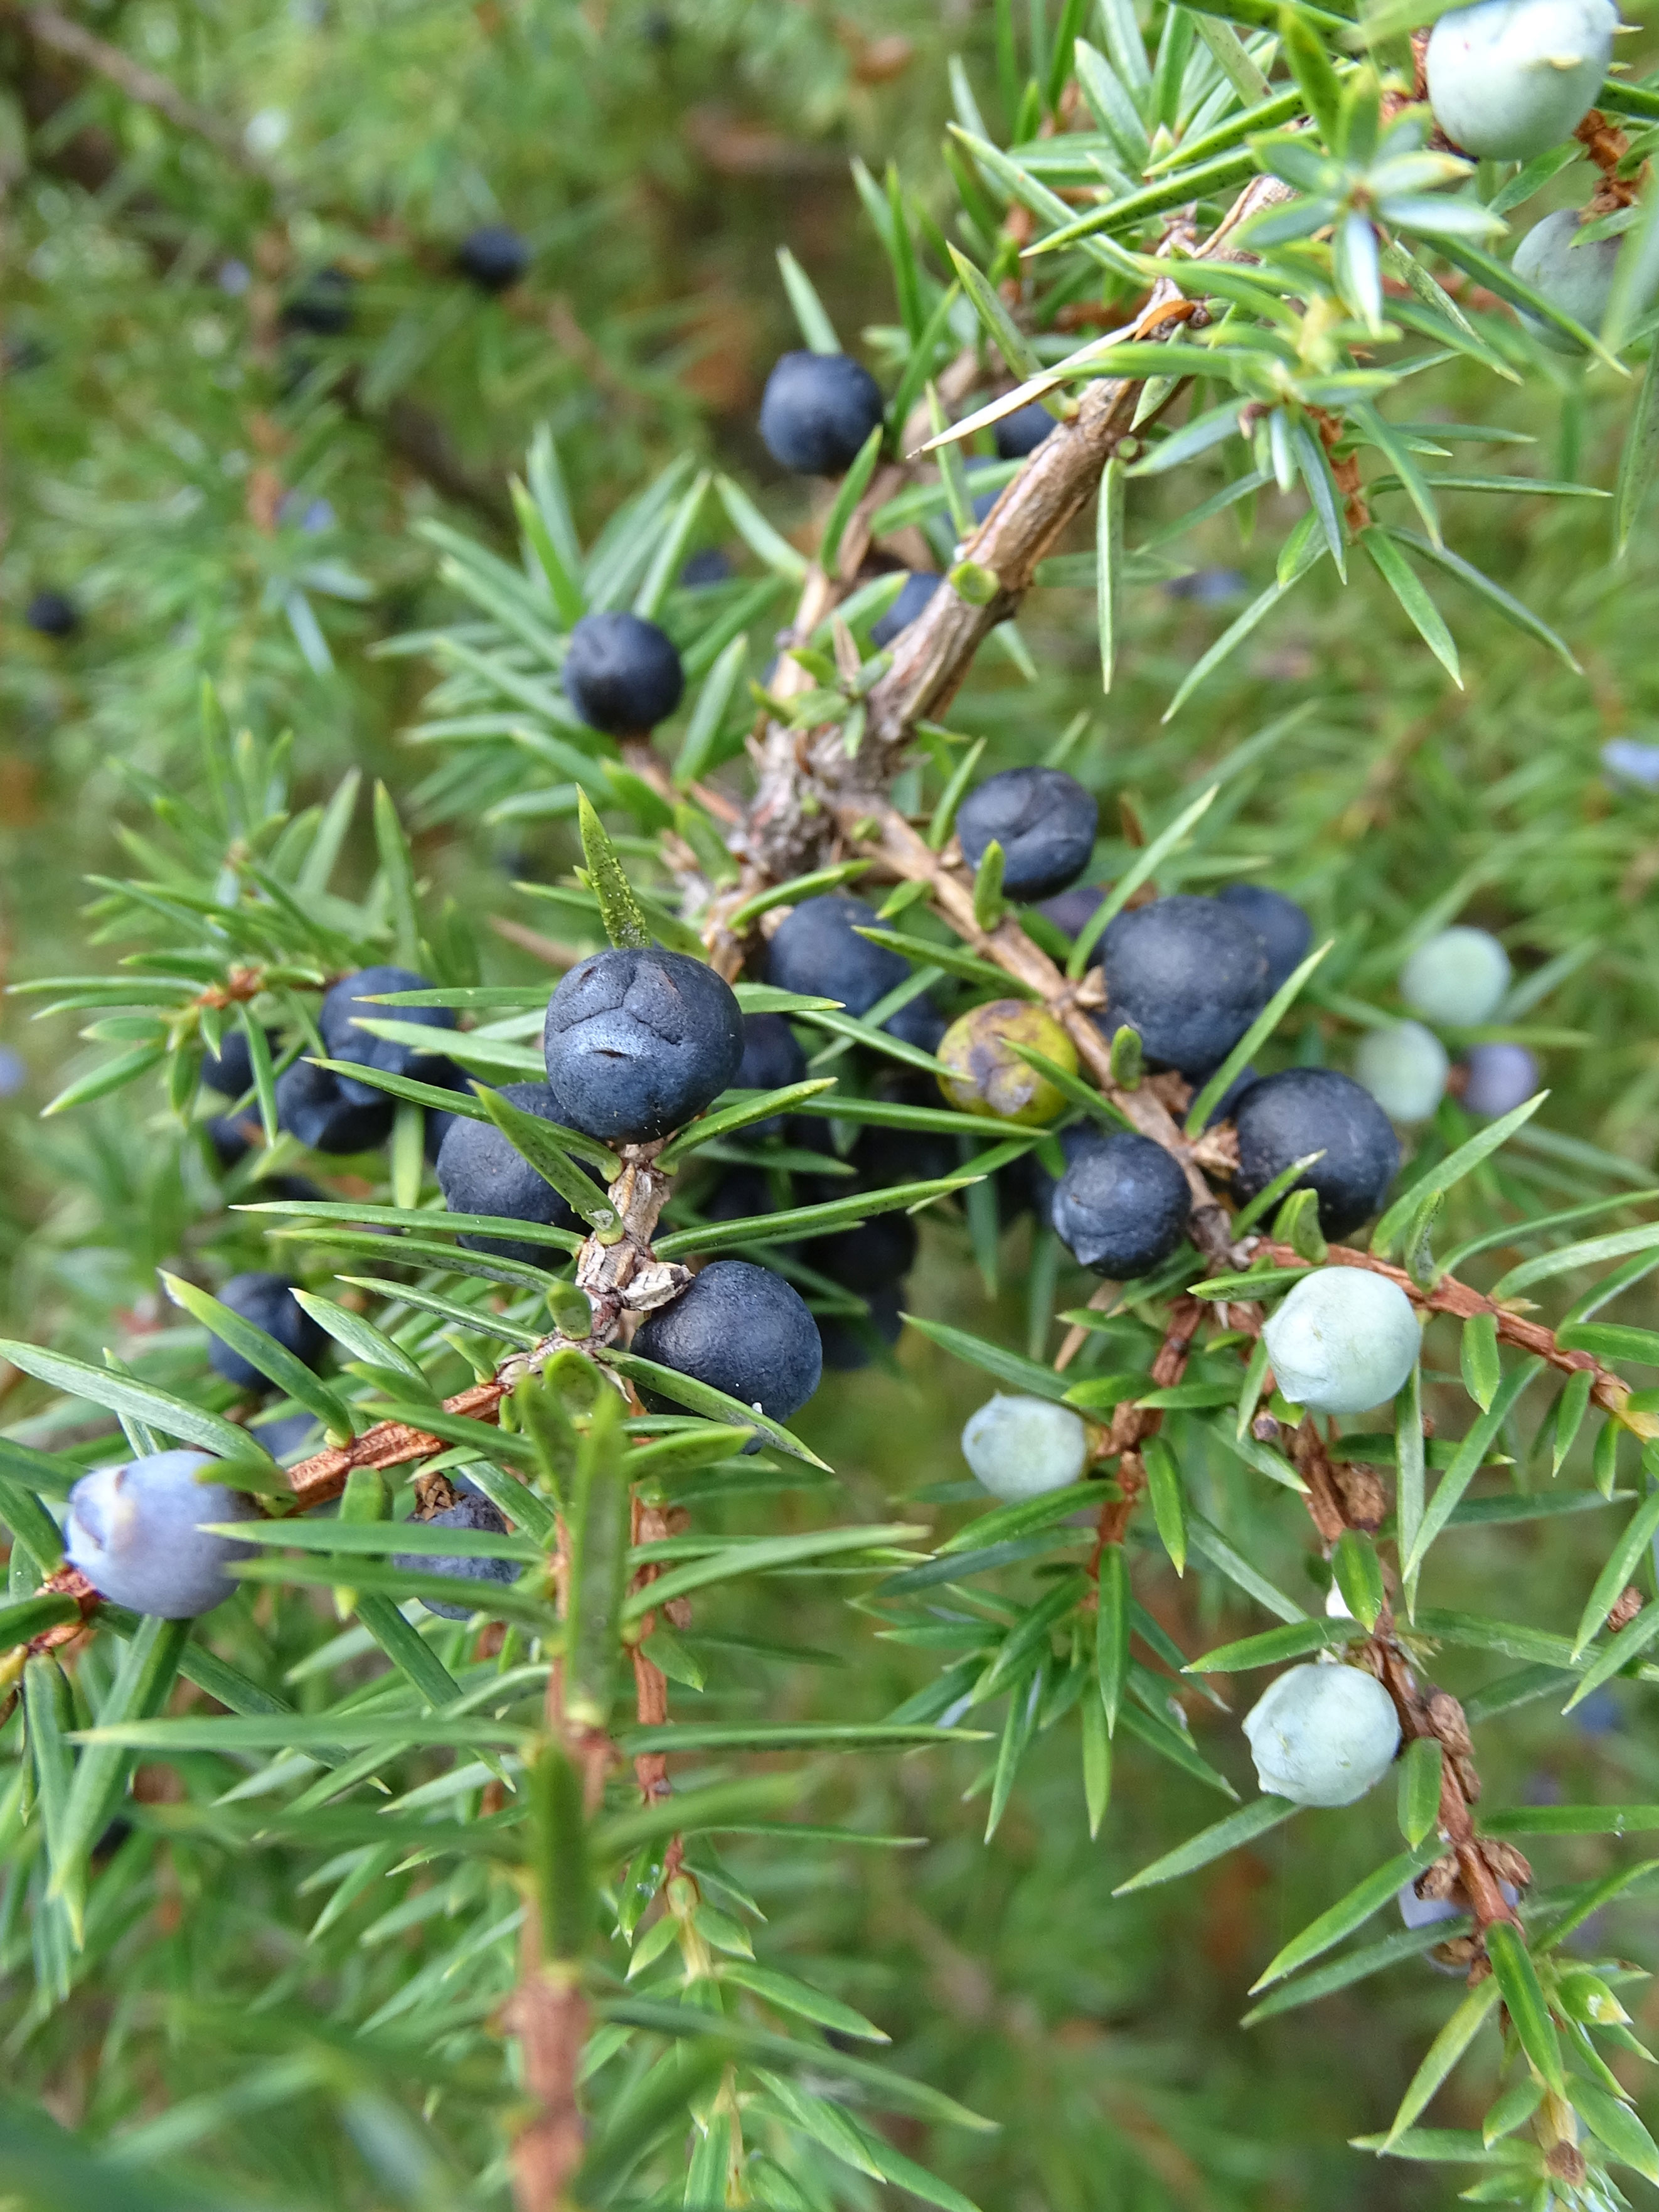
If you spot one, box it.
[1400,927,1512,1027]
[65,1451,258,1618]
[1243,1664,1401,1807]
[961,1394,1089,1502]
[1264,1267,1421,1414]
[1355,1020,1449,1124]
[1426,0,1617,162]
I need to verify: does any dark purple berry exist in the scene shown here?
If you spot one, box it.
[543,948,744,1144]
[759,351,884,476]
[1232,1067,1400,1239]
[208,1272,328,1396]
[994,400,1057,460]
[562,611,685,735]
[1052,1133,1190,1277]
[1217,883,1313,994]
[25,589,78,638]
[320,966,457,1109]
[436,1082,592,1264]
[275,1058,395,1154]
[1099,895,1269,1077]
[869,571,941,648]
[957,767,1098,902]
[456,224,530,292]
[632,1259,822,1423]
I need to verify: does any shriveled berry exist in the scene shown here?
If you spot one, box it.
[732,1012,806,1136]
[437,1082,592,1263]
[961,1393,1088,1501]
[208,1272,329,1395]
[759,351,885,476]
[1052,1131,1190,1276]
[562,610,685,735]
[817,1283,905,1372]
[26,589,78,638]
[65,1452,257,1618]
[1242,1663,1400,1807]
[937,1000,1076,1126]
[632,1259,822,1423]
[275,1057,395,1153]
[321,965,457,1108]
[1426,0,1616,161]
[1460,1041,1540,1118]
[956,767,1098,902]
[457,223,530,292]
[1099,895,1269,1076]
[869,571,941,648]
[1217,883,1313,994]
[1232,1067,1400,1238]
[395,1494,521,1620]
[1400,926,1512,1026]
[543,948,744,1144]
[1355,1019,1449,1125]
[1263,1267,1420,1414]
[994,400,1057,459]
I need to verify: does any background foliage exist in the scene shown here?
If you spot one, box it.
[9,1,1659,2206]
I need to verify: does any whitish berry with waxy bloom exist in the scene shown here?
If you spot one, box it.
[65,1451,258,1618]
[1355,1019,1449,1125]
[1243,1663,1401,1807]
[1400,926,1512,1027]
[1426,0,1617,162]
[961,1394,1089,1502]
[1263,1267,1421,1414]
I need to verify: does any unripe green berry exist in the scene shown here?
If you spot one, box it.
[1426,0,1616,163]
[937,1000,1076,1125]
[961,1393,1089,1501]
[1355,1020,1449,1124]
[1400,926,1512,1026]
[1263,1266,1420,1414]
[1242,1662,1401,1807]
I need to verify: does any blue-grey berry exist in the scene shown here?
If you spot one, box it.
[869,571,941,648]
[1052,1131,1190,1277]
[1242,1663,1400,1807]
[457,223,530,292]
[957,766,1098,902]
[394,1494,521,1620]
[732,1013,806,1137]
[26,589,78,638]
[1036,885,1106,942]
[994,400,1056,460]
[201,1027,275,1101]
[321,965,457,1109]
[1461,1042,1541,1118]
[1263,1267,1420,1414]
[1232,1067,1399,1239]
[766,895,907,1017]
[543,948,744,1144]
[1426,0,1616,161]
[759,351,884,476]
[436,1082,590,1264]
[274,1057,395,1153]
[1355,1019,1449,1125]
[562,611,685,735]
[1512,208,1631,350]
[1216,883,1313,994]
[632,1259,822,1423]
[208,1272,328,1395]
[1099,895,1269,1077]
[1399,926,1511,1027]
[65,1452,257,1617]
[961,1393,1087,1500]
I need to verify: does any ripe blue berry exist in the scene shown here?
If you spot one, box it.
[1099,895,1269,1076]
[1242,1663,1400,1807]
[1355,1020,1449,1125]
[1232,1067,1399,1238]
[562,611,685,735]
[1216,883,1313,994]
[1262,1267,1420,1414]
[759,351,885,476]
[733,1013,806,1136]
[395,1494,521,1620]
[994,400,1057,460]
[275,1057,395,1153]
[632,1259,822,1423]
[207,1114,257,1171]
[436,1082,593,1263]
[766,895,908,1017]
[1035,885,1106,941]
[961,1393,1087,1500]
[1400,926,1511,1026]
[457,223,530,292]
[65,1452,257,1617]
[1023,1124,1110,1230]
[817,1283,904,1371]
[321,965,457,1108]
[201,1027,275,1101]
[956,767,1098,902]
[804,1209,917,1293]
[1460,1040,1540,1118]
[1427,0,1616,161]
[26,589,78,638]
[543,947,744,1144]
[1052,1131,1190,1277]
[208,1272,329,1395]
[869,571,941,648]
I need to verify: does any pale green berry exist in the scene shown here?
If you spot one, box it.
[1512,208,1652,350]
[1426,0,1618,163]
[1400,926,1511,1026]
[961,1393,1089,1501]
[1355,1020,1449,1124]
[1263,1266,1420,1414]
[1243,1662,1401,1807]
